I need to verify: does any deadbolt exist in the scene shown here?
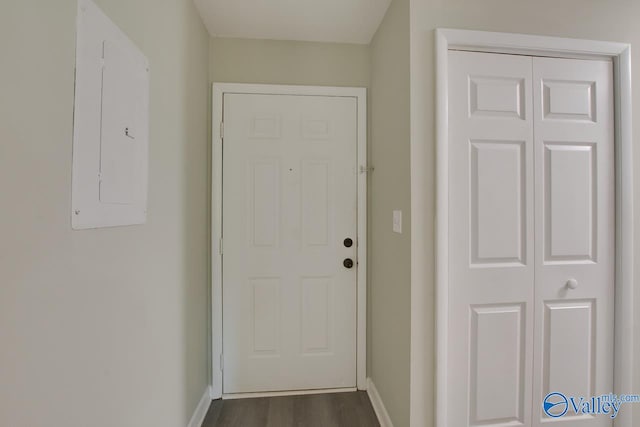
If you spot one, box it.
[343,258,354,269]
[344,238,353,248]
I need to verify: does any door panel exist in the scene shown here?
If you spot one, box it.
[448,51,535,427]
[302,160,331,246]
[543,143,597,262]
[222,93,358,394]
[469,76,526,119]
[250,278,280,355]
[470,140,526,265]
[469,303,526,425]
[542,300,596,401]
[532,57,614,427]
[249,160,280,247]
[542,80,596,121]
[301,277,332,353]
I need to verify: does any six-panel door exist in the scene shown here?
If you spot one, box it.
[222,93,358,393]
[448,51,614,427]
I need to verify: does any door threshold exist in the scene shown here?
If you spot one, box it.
[222,387,357,400]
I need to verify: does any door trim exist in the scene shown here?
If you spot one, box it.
[211,83,368,399]
[435,29,633,427]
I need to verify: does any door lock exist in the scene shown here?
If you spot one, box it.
[343,258,354,269]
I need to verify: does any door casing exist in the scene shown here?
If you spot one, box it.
[211,83,368,399]
[435,29,634,427]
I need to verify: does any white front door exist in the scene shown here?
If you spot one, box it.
[448,51,614,426]
[222,93,358,394]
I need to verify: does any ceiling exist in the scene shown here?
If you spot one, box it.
[193,0,392,45]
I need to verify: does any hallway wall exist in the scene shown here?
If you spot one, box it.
[209,37,370,87]
[0,1,210,426]
[369,0,412,425]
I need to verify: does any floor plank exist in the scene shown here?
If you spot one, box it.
[201,392,380,427]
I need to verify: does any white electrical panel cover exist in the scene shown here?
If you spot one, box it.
[72,0,149,229]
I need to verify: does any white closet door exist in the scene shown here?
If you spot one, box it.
[222,93,358,394]
[531,57,615,426]
[448,51,535,427]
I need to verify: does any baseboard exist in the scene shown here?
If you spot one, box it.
[366,378,394,427]
[187,386,212,427]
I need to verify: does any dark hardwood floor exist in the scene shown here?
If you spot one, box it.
[201,392,380,427]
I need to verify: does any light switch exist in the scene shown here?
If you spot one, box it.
[393,210,402,234]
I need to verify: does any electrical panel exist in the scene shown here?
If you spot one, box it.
[72,0,149,229]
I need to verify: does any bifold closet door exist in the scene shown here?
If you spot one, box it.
[448,51,615,427]
[531,57,614,427]
[448,51,536,427]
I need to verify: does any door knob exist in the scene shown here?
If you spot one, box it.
[343,258,354,269]
[566,278,579,290]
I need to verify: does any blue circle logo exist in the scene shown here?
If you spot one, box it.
[543,392,568,418]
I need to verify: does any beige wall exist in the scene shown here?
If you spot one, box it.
[0,1,210,426]
[369,0,411,426]
[209,37,370,86]
[409,0,640,425]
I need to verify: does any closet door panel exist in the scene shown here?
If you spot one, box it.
[448,50,535,427]
[532,57,615,427]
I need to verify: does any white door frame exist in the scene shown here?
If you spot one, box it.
[435,29,634,427]
[211,83,368,399]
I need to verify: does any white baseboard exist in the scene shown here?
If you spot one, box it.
[367,378,394,427]
[187,386,212,427]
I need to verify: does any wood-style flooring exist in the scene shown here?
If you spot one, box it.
[201,391,380,427]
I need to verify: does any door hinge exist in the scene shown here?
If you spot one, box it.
[219,238,223,255]
[219,353,224,371]
[220,122,224,140]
